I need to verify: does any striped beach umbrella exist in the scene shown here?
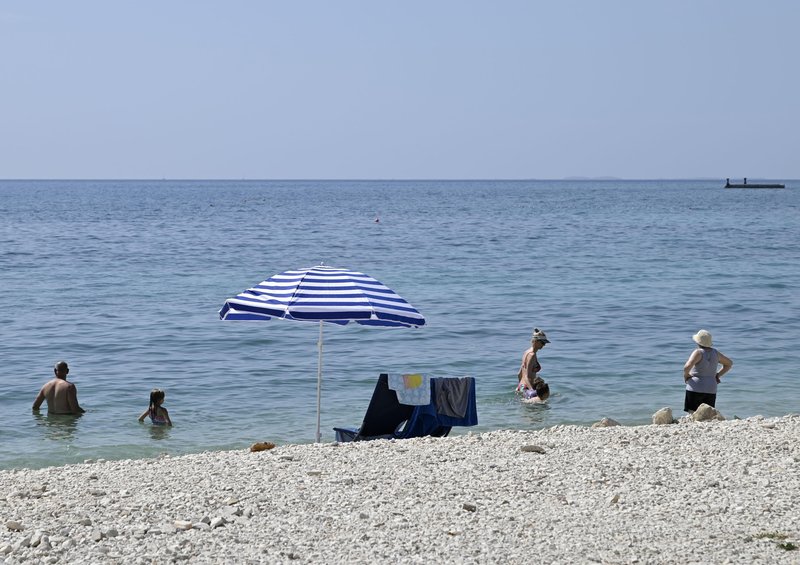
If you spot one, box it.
[220,265,425,442]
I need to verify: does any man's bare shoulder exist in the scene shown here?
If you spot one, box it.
[43,379,76,392]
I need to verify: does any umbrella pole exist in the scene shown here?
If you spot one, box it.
[316,320,323,443]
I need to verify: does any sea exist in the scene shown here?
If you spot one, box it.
[1,179,798,470]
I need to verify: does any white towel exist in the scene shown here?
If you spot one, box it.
[387,373,431,405]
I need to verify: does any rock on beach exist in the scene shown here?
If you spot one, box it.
[1,415,799,563]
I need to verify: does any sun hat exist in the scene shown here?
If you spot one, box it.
[692,329,713,348]
[531,328,550,343]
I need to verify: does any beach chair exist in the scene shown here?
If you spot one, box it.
[333,374,414,442]
[333,373,477,442]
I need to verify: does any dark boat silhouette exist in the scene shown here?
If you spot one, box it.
[725,177,785,189]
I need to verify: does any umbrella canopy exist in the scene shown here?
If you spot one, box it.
[219,265,425,442]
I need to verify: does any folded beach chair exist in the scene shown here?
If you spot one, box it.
[333,373,478,442]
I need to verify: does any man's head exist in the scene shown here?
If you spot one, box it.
[53,361,69,379]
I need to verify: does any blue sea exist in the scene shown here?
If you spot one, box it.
[1,179,798,470]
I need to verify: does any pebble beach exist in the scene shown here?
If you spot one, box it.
[2,414,799,564]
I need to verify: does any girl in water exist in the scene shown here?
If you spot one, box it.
[138,388,173,426]
[516,328,551,403]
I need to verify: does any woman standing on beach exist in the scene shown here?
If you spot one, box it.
[516,328,550,402]
[683,329,733,412]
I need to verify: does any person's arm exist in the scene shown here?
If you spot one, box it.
[520,352,534,389]
[517,352,527,382]
[32,387,45,410]
[162,407,173,427]
[138,409,150,422]
[683,350,702,382]
[715,352,733,382]
[526,352,540,387]
[67,384,85,414]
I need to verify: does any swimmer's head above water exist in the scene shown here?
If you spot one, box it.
[534,380,550,401]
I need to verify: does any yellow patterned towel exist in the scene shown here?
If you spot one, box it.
[388,373,431,405]
[403,373,423,389]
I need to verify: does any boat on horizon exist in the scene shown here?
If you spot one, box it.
[725,177,785,189]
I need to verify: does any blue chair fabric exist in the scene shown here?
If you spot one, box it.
[334,374,477,442]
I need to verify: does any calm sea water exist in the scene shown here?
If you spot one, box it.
[1,179,798,470]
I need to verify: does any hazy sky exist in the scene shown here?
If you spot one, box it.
[1,1,797,179]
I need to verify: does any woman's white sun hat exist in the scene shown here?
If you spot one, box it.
[692,329,713,348]
[531,328,550,343]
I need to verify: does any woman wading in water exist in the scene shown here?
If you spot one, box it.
[516,328,550,403]
[683,329,732,412]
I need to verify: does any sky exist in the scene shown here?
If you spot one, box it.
[1,1,798,180]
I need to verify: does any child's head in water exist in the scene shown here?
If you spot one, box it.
[534,380,550,401]
[149,388,166,410]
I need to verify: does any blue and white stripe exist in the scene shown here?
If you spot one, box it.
[219,265,425,327]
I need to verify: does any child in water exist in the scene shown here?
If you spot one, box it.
[517,377,551,403]
[138,388,172,426]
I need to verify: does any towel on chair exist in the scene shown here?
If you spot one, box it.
[435,377,473,418]
[388,373,431,406]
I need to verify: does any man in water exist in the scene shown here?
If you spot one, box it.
[32,361,85,415]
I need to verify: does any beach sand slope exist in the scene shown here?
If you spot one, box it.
[2,415,799,563]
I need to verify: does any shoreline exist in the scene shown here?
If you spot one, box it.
[2,415,799,563]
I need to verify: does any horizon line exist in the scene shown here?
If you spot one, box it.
[3,177,784,182]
